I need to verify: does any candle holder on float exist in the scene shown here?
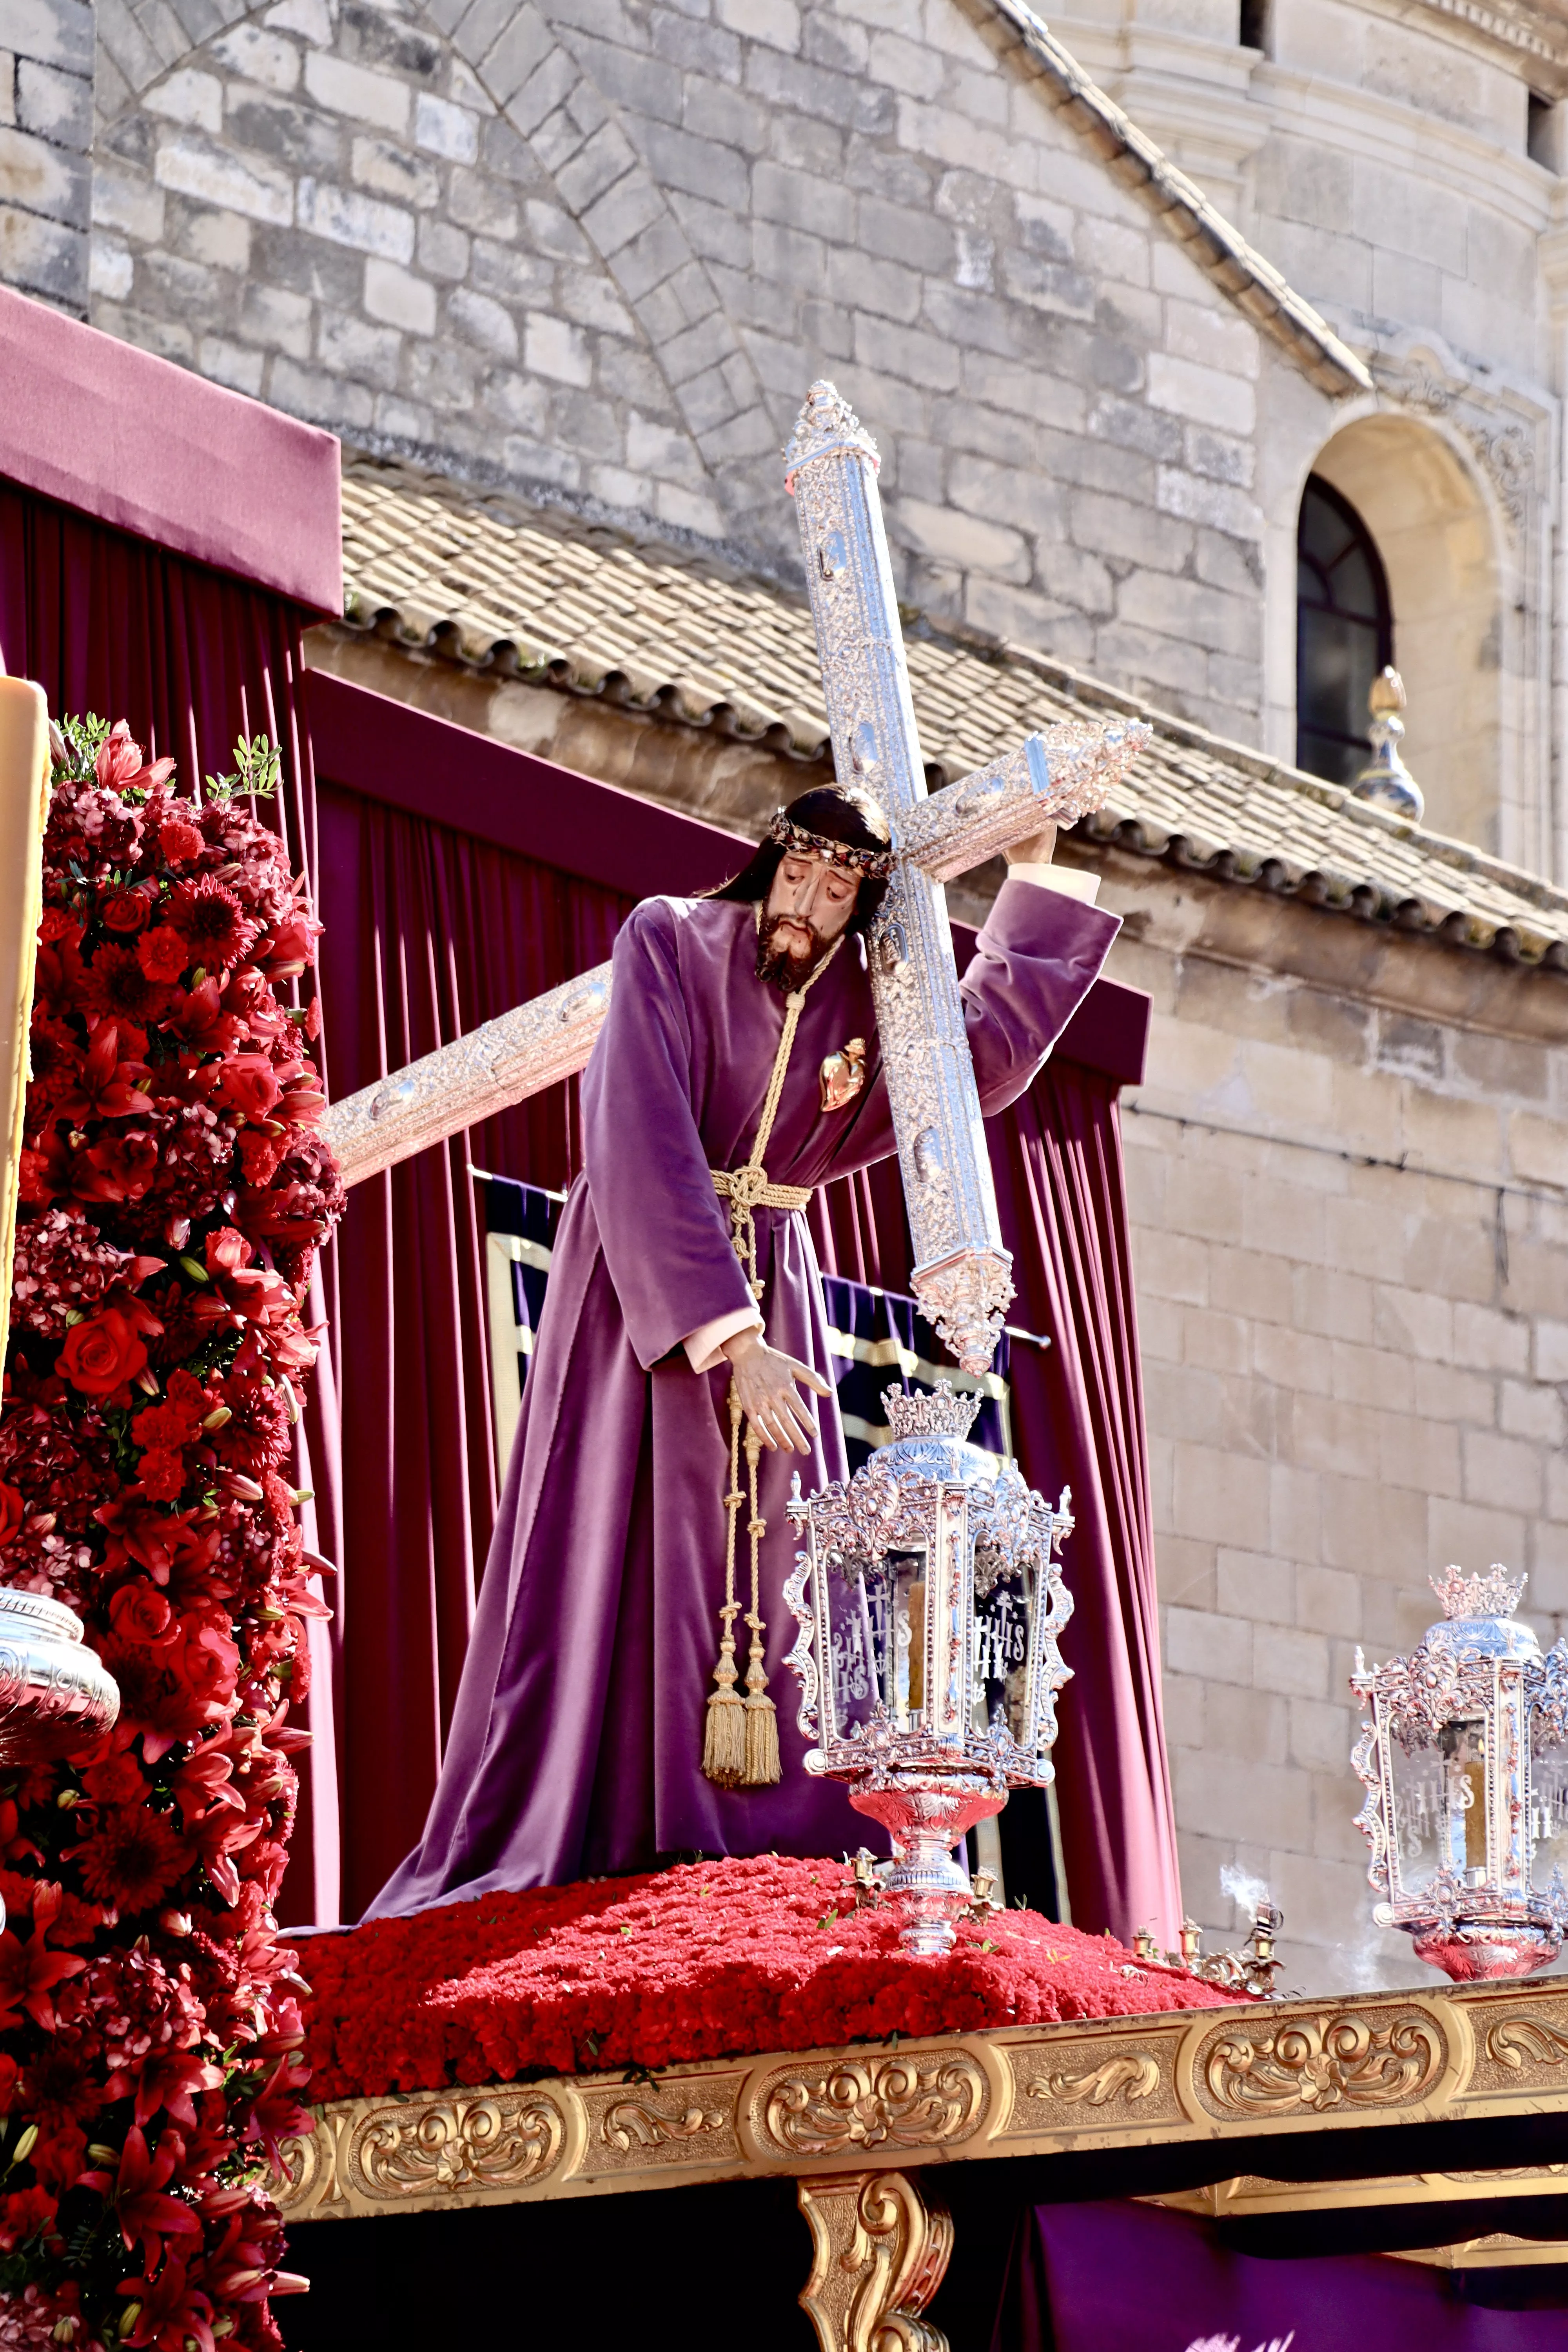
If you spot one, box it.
[783,1381,1074,1959]
[1350,1564,1568,1982]
[0,1590,120,1933]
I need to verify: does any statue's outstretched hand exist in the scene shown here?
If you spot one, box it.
[720,1328,832,1454]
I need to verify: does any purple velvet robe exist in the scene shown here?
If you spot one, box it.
[367,880,1119,1916]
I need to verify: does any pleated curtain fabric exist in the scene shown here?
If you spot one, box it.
[0,473,345,1924]
[309,781,631,1918]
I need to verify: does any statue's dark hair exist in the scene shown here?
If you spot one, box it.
[710,786,892,935]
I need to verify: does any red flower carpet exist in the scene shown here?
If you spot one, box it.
[300,1855,1246,2100]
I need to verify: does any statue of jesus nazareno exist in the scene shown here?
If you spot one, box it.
[367,785,1119,1917]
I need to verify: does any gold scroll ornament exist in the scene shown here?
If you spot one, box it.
[0,680,51,1341]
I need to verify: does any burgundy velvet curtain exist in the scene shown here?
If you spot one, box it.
[312,782,633,1917]
[0,477,345,1924]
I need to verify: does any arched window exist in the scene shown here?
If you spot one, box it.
[1296,475,1392,786]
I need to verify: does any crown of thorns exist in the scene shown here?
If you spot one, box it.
[766,810,895,879]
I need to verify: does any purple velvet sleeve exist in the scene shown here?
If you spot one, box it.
[581,900,760,1370]
[820,879,1121,1180]
[964,878,1122,1115]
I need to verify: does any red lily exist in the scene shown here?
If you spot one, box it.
[117,2258,213,2352]
[0,1921,87,2030]
[94,2127,201,2272]
[54,1022,153,1123]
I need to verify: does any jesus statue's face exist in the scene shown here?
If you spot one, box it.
[758,849,860,987]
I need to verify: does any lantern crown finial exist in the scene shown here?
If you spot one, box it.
[1430,1562,1526,1621]
[882,1380,982,1441]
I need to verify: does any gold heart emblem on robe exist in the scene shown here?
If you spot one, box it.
[820,1037,867,1114]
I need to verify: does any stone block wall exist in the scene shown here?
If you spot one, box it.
[1103,857,1568,1987]
[84,0,1304,744]
[2,0,93,312]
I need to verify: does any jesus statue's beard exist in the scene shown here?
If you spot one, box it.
[756,913,831,993]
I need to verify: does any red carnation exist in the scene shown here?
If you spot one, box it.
[136,1450,187,1503]
[213,1377,290,1476]
[136,926,189,984]
[237,1131,286,1189]
[217,1056,281,1122]
[131,1371,209,1454]
[56,1306,148,1399]
[74,1807,187,1915]
[158,815,203,864]
[163,877,260,971]
[0,2185,58,2254]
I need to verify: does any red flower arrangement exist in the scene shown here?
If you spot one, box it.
[301,1855,1247,2102]
[0,718,343,2351]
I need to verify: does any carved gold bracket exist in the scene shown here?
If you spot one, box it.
[798,2169,953,2352]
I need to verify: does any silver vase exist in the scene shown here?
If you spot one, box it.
[0,1590,119,1763]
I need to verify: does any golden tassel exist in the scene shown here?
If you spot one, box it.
[740,1423,780,1786]
[702,1387,748,1787]
[704,948,842,1790]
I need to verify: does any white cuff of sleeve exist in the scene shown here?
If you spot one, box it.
[684,1306,764,1374]
[1006,862,1101,905]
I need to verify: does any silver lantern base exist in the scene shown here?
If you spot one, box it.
[850,1773,1004,1960]
[1405,1918,1562,1982]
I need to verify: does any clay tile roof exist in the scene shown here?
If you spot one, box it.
[338,454,1568,974]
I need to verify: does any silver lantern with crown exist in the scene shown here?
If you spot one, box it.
[1351,1564,1568,1982]
[783,1381,1074,1957]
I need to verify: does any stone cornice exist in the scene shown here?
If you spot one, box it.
[985,0,1373,397]
[1416,0,1568,90]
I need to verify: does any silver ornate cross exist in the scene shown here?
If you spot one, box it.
[323,383,1147,1375]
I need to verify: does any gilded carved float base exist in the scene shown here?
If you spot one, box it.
[279,1977,1568,2225]
[277,1976,1568,2308]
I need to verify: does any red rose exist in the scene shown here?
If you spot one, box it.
[102,891,151,935]
[108,1584,179,1648]
[256,913,321,978]
[56,1306,148,1397]
[0,1485,22,1547]
[217,1055,281,1121]
[136,926,188,984]
[158,816,203,864]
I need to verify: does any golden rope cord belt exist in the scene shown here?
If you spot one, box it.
[701,934,842,1791]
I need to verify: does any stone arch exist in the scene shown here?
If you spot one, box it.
[91,0,779,555]
[1297,410,1506,852]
